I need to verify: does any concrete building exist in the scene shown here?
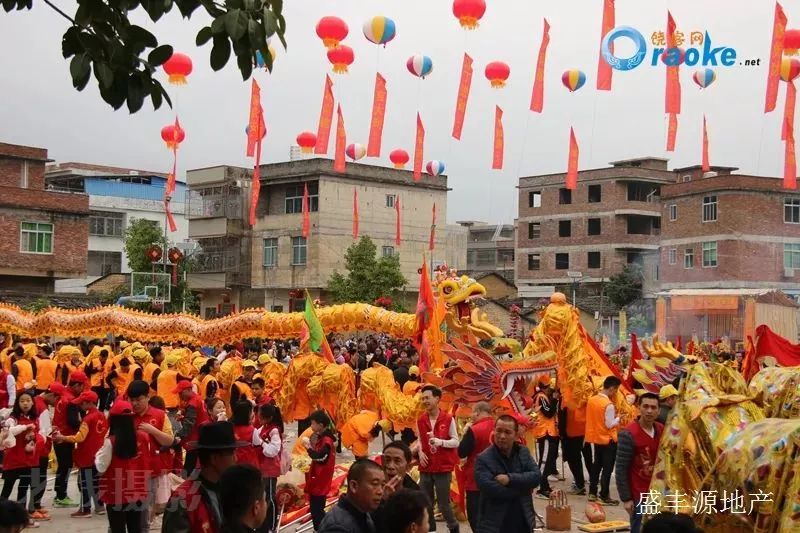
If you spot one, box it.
[458,221,515,282]
[44,162,189,293]
[0,143,89,292]
[186,158,467,318]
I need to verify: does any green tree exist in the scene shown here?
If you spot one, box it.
[327,237,407,304]
[4,0,286,113]
[124,219,165,273]
[606,264,644,309]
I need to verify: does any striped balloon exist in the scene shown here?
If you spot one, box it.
[781,57,800,82]
[363,16,396,46]
[407,55,434,79]
[561,69,586,92]
[692,68,717,89]
[426,160,446,176]
[346,143,367,161]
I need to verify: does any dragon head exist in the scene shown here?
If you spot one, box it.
[437,274,504,339]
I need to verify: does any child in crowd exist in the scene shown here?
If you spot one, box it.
[258,403,284,533]
[303,409,337,531]
[206,397,228,422]
[231,401,264,469]
[2,391,42,528]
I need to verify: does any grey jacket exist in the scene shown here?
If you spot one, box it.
[318,496,375,533]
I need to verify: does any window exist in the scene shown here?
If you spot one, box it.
[382,246,395,257]
[668,248,677,265]
[20,222,53,254]
[263,238,278,267]
[587,251,601,269]
[558,188,572,205]
[20,161,28,188]
[627,183,660,202]
[528,222,541,239]
[652,263,660,281]
[702,195,718,222]
[558,220,571,237]
[89,211,124,237]
[785,198,800,223]
[684,248,694,268]
[385,194,395,208]
[476,250,495,267]
[555,253,569,270]
[285,183,319,214]
[528,191,541,208]
[669,204,677,221]
[291,236,307,265]
[527,253,541,270]
[271,305,284,313]
[587,218,601,236]
[588,184,602,203]
[87,251,122,276]
[785,243,800,268]
[702,242,718,267]
[498,249,514,264]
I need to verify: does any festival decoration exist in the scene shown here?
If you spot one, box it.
[345,143,366,161]
[783,71,797,141]
[492,106,504,169]
[452,0,485,30]
[296,132,317,153]
[426,160,445,176]
[665,12,682,151]
[246,79,265,226]
[566,127,579,190]
[163,52,192,85]
[245,125,266,140]
[146,245,163,263]
[596,0,615,90]
[167,248,183,264]
[781,56,800,82]
[530,19,551,112]
[316,16,349,49]
[362,16,396,46]
[389,149,409,169]
[328,45,354,74]
[367,73,387,157]
[485,61,510,88]
[254,46,277,69]
[452,53,473,140]
[766,3,788,113]
[561,69,586,92]
[784,27,800,55]
[316,75,335,154]
[334,104,346,172]
[667,113,678,152]
[692,68,717,89]
[413,114,425,181]
[407,55,433,79]
[160,123,185,150]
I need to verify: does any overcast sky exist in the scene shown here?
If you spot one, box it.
[0,1,796,223]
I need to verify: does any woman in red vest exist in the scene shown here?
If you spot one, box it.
[95,400,152,533]
[1,391,42,528]
[231,400,264,469]
[258,403,284,533]
[303,409,337,531]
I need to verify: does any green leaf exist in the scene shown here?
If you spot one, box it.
[127,25,158,48]
[1,0,16,12]
[276,12,286,33]
[74,4,91,26]
[270,0,282,15]
[247,18,265,50]
[153,80,173,108]
[196,26,213,46]
[262,8,277,37]
[242,0,254,10]
[174,0,200,17]
[225,9,248,40]
[143,0,165,21]
[148,44,173,66]
[94,62,114,89]
[210,35,231,71]
[99,74,128,110]
[127,74,145,113]
[211,16,226,34]
[150,82,163,110]
[225,0,242,9]
[61,27,82,59]
[69,53,91,90]
[236,51,253,80]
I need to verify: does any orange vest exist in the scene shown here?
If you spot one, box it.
[157,369,179,409]
[87,358,109,389]
[13,359,33,392]
[403,381,421,396]
[200,375,218,399]
[35,358,58,391]
[114,365,140,398]
[143,363,160,384]
[565,406,587,438]
[585,394,618,445]
[341,411,379,457]
[532,392,558,438]
[232,380,253,402]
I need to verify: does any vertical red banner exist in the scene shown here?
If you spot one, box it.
[166,116,180,197]
[165,200,178,232]
[784,81,796,141]
[249,125,263,227]
[666,112,678,152]
[414,114,425,181]
[394,195,401,246]
[492,106,504,170]
[566,127,579,190]
[315,75,335,154]
[530,19,550,112]
[246,80,265,227]
[596,0,615,91]
[429,203,436,251]
[665,12,681,115]
[247,80,262,157]
[302,183,310,238]
[702,115,710,172]
[352,188,359,240]
[766,3,787,113]
[367,73,387,157]
[785,117,797,189]
[334,104,346,172]
[452,54,473,140]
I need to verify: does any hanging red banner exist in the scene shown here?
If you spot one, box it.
[247,80,262,157]
[166,116,180,197]
[246,80,265,227]
[452,54,473,140]
[566,127,579,190]
[784,80,796,141]
[429,203,436,251]
[666,112,678,152]
[414,114,425,181]
[315,75,335,154]
[785,117,798,189]
[249,121,263,226]
[530,19,550,112]
[492,106,504,170]
[352,188,359,240]
[164,200,178,232]
[334,104,346,172]
[665,12,681,115]
[702,115,710,172]
[302,183,310,238]
[766,3,787,113]
[367,73,387,157]
[596,0,615,91]
[394,195,401,246]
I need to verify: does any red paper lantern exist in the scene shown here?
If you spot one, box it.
[146,245,163,263]
[168,247,183,264]
[316,16,349,49]
[327,45,354,74]
[297,131,318,153]
[452,0,486,30]
[163,53,193,85]
[785,29,800,56]
[485,61,510,88]
[389,149,410,169]
[160,123,185,150]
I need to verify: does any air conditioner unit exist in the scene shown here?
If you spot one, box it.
[702,171,718,178]
[785,268,795,278]
[129,170,139,176]
[681,175,692,182]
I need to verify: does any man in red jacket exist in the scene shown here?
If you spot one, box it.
[51,372,86,507]
[173,380,209,477]
[457,401,493,532]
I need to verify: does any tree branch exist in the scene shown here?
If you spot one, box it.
[42,0,76,24]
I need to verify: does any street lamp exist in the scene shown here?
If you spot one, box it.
[567,271,583,308]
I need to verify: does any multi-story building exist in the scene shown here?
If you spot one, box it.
[186,158,467,318]
[458,221,515,282]
[0,143,89,292]
[44,162,189,292]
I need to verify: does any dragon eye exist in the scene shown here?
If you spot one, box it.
[443,286,453,294]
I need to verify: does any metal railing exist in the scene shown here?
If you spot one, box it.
[193,251,239,273]
[185,189,242,219]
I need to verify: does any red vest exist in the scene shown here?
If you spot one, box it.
[0,369,10,409]
[233,425,261,468]
[34,396,51,458]
[74,408,108,468]
[417,411,458,473]
[53,390,76,435]
[623,421,664,503]
[170,478,220,533]
[259,424,282,478]
[134,406,168,477]
[462,416,495,492]
[99,431,152,505]
[304,433,336,496]
[181,393,209,450]
[3,414,39,470]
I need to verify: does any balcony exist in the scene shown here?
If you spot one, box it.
[186,187,242,220]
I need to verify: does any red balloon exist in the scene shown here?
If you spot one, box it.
[485,61,510,88]
[785,29,800,55]
[316,16,349,49]
[297,131,318,153]
[389,149,410,168]
[452,0,486,30]
[327,45,355,74]
[160,124,185,149]
[163,53,193,85]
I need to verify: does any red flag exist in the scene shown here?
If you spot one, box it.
[246,80,263,157]
[666,112,678,152]
[249,110,265,227]
[164,200,178,232]
[452,54,473,139]
[302,183,310,238]
[394,195,401,246]
[765,3,787,113]
[492,106,504,170]
[352,188,359,240]
[566,127,579,190]
[665,12,681,115]
[626,333,643,389]
[315,75,335,154]
[785,116,797,189]
[367,73,387,157]
[783,80,796,141]
[414,258,436,371]
[166,116,180,196]
[745,325,800,380]
[530,19,550,112]
[334,104,346,172]
[675,336,683,353]
[596,0,615,90]
[414,114,425,181]
[702,115,710,172]
[429,203,436,251]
